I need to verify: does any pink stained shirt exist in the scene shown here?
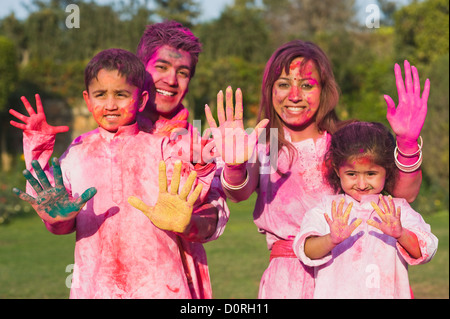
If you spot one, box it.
[138,106,230,245]
[293,194,438,299]
[23,123,216,298]
[253,131,334,298]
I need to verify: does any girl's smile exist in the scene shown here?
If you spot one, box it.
[336,156,387,202]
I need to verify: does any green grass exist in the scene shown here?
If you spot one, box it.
[0,214,75,299]
[409,211,449,299]
[0,194,448,299]
[204,194,269,299]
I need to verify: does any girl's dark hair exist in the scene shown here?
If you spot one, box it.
[84,48,148,93]
[325,121,398,194]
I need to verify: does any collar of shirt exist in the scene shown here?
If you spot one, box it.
[344,193,380,210]
[98,122,140,141]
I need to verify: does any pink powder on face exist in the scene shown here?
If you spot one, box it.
[290,60,302,70]
[352,155,375,167]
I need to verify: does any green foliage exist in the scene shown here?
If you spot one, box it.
[394,0,449,64]
[0,0,448,214]
[0,156,31,224]
[412,53,450,214]
[195,3,270,63]
[154,0,200,27]
[0,36,18,112]
[187,1,270,128]
[392,0,449,214]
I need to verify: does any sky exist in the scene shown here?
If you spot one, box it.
[0,0,411,23]
[0,0,235,21]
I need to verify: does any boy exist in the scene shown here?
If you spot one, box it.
[11,48,215,298]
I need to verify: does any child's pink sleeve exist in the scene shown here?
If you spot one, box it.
[293,203,333,267]
[23,130,76,234]
[23,131,56,194]
[395,199,438,265]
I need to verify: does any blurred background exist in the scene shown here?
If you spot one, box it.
[0,0,448,298]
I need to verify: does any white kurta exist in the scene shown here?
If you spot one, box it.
[294,194,438,299]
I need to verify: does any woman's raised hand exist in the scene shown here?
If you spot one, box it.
[204,86,269,165]
[384,60,430,145]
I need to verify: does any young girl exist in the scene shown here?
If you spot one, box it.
[294,122,438,299]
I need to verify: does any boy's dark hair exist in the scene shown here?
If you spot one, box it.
[84,48,147,93]
[325,121,398,194]
[136,20,202,78]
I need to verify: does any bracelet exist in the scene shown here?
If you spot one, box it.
[396,136,423,157]
[394,147,423,172]
[221,167,249,190]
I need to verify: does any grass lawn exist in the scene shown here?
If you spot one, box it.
[0,194,448,299]
[0,214,75,298]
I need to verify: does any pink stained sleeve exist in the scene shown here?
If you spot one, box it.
[394,199,438,265]
[23,130,76,234]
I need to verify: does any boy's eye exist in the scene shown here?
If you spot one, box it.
[178,70,190,78]
[155,65,167,72]
[155,64,168,71]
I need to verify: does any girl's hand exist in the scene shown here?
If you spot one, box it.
[13,158,96,224]
[325,199,362,245]
[9,94,69,134]
[128,160,202,234]
[368,195,403,239]
[384,60,430,146]
[204,86,269,165]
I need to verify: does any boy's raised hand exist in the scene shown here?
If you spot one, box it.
[12,158,97,224]
[325,199,362,245]
[204,86,269,165]
[368,195,403,239]
[9,94,69,134]
[128,160,203,234]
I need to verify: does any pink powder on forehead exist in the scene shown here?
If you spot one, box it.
[289,59,315,78]
[290,60,302,70]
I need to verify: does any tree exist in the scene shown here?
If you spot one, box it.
[0,36,18,171]
[394,0,449,64]
[195,0,269,63]
[154,0,200,27]
[187,0,270,125]
[0,36,17,112]
[262,0,357,46]
[0,14,27,65]
[392,0,449,213]
[418,54,449,212]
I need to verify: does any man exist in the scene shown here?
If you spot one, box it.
[134,21,230,299]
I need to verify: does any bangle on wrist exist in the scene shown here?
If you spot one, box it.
[394,147,423,173]
[221,167,249,190]
[396,136,423,157]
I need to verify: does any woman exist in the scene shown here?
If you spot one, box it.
[205,40,429,298]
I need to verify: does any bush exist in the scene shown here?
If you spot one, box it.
[0,156,32,224]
